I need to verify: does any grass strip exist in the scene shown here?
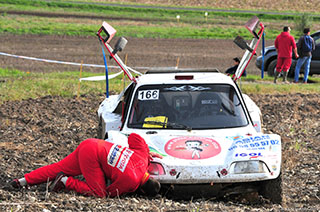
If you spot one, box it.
[0,68,124,103]
[0,0,318,39]
[1,0,318,21]
[0,14,297,39]
[0,68,319,104]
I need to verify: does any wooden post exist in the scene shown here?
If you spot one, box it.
[205,12,208,22]
[176,57,180,69]
[77,61,83,99]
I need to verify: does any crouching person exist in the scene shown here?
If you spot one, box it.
[10,133,162,197]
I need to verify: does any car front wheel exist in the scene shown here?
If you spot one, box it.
[259,172,282,204]
[267,59,277,77]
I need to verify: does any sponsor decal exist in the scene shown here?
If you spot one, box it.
[225,135,243,141]
[138,89,159,101]
[228,135,280,151]
[107,144,123,167]
[149,146,167,157]
[117,148,134,172]
[165,136,221,160]
[163,85,211,92]
[235,152,262,158]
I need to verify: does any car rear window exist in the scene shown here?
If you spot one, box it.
[127,84,249,129]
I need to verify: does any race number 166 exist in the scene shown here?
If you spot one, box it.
[138,90,159,101]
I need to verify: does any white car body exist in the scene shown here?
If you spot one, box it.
[97,70,281,186]
[95,17,282,202]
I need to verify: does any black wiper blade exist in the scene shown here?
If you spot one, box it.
[167,121,192,131]
[221,102,236,116]
[143,121,168,128]
[142,120,192,131]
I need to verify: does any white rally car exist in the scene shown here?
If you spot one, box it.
[95,17,282,203]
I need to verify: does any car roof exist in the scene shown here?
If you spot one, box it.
[135,68,235,86]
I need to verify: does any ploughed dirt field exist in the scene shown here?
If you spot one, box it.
[0,34,320,211]
[0,34,274,74]
[0,94,319,211]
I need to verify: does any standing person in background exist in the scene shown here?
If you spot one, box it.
[274,26,299,83]
[225,57,246,77]
[294,28,315,84]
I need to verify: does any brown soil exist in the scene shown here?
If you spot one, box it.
[0,34,273,74]
[0,93,319,211]
[102,0,320,13]
[0,34,319,211]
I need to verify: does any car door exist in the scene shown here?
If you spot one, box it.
[310,32,320,73]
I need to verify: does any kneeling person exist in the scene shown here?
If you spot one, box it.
[11,133,161,197]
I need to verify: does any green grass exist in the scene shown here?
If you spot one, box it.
[0,0,318,39]
[0,68,126,103]
[240,75,320,94]
[1,68,319,104]
[0,13,305,39]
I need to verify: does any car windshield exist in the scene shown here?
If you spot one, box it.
[127,84,249,129]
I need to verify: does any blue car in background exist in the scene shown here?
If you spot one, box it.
[256,31,320,77]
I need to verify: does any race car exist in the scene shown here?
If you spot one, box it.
[95,17,282,203]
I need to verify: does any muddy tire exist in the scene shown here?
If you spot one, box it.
[267,59,277,77]
[97,117,103,139]
[259,172,282,204]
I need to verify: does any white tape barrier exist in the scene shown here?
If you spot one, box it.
[0,52,107,68]
[80,71,123,81]
[0,51,175,71]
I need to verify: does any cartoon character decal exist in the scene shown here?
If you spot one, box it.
[184,140,206,159]
[165,136,221,160]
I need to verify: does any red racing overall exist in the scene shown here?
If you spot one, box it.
[274,31,297,73]
[24,133,150,197]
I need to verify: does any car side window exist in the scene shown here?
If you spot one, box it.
[114,83,135,115]
[313,34,320,46]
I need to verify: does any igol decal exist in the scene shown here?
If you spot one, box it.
[165,136,221,160]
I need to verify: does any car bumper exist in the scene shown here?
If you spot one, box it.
[151,163,280,184]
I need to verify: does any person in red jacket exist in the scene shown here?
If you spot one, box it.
[274,26,299,83]
[10,133,162,197]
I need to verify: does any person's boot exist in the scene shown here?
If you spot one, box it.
[282,71,288,83]
[49,172,67,192]
[10,178,28,190]
[274,72,280,84]
[11,179,23,189]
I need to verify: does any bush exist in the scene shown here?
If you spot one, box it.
[294,13,313,35]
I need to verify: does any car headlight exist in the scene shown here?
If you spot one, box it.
[234,160,265,174]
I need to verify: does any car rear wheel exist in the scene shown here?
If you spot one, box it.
[259,172,282,204]
[267,60,277,77]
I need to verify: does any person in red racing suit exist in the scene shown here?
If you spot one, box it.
[10,133,162,197]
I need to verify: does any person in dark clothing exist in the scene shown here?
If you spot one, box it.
[225,57,246,77]
[294,28,315,83]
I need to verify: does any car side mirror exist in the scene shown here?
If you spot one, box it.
[233,36,254,53]
[112,37,128,55]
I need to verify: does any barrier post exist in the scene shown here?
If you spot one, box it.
[77,60,83,99]
[176,57,180,69]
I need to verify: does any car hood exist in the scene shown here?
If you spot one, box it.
[107,131,281,167]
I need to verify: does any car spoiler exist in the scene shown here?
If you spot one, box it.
[233,16,265,81]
